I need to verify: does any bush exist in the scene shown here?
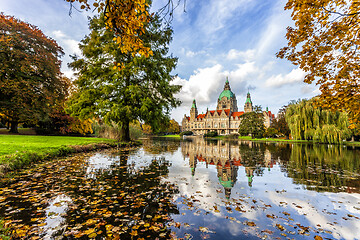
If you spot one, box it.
[263,127,279,138]
[93,122,121,140]
[0,122,6,128]
[204,131,218,138]
[179,131,193,137]
[130,123,143,140]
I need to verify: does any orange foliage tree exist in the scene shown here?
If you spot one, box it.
[277,0,360,128]
[65,0,153,58]
[0,14,68,133]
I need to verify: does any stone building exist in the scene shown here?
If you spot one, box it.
[181,78,275,135]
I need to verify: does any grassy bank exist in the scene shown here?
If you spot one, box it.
[0,135,140,176]
[237,136,309,143]
[159,134,181,138]
[0,135,114,157]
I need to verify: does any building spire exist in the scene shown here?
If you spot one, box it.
[191,99,197,109]
[224,77,231,91]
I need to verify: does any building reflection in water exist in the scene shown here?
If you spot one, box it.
[181,138,275,198]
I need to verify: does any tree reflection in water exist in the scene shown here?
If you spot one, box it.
[0,149,180,239]
[181,137,360,197]
[1,139,359,240]
[285,144,360,193]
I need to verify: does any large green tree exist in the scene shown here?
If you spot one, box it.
[0,14,67,133]
[277,0,360,128]
[285,99,352,143]
[67,14,181,141]
[238,106,265,139]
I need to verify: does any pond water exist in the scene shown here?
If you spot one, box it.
[0,138,359,239]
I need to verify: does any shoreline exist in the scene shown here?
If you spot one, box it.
[156,135,360,146]
[0,140,141,176]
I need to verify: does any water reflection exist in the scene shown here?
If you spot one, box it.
[181,137,360,195]
[0,139,359,240]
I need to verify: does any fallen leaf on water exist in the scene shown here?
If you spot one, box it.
[276,224,285,231]
[246,221,256,227]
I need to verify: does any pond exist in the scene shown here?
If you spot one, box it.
[0,138,359,239]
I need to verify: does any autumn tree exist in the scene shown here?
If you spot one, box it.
[238,106,265,138]
[67,14,181,141]
[0,14,68,133]
[270,106,290,138]
[277,0,360,128]
[168,119,180,133]
[65,0,182,58]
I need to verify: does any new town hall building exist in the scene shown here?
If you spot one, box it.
[181,78,275,135]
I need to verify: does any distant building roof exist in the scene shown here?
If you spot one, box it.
[197,114,206,119]
[231,111,244,117]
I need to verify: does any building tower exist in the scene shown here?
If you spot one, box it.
[244,91,253,113]
[190,99,198,121]
[217,77,238,112]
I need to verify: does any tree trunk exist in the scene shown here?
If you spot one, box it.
[119,120,130,142]
[351,135,355,142]
[10,120,19,133]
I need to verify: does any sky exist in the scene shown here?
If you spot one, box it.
[0,0,320,123]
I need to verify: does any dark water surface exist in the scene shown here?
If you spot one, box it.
[1,138,359,239]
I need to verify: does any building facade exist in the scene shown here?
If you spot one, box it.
[181,78,274,135]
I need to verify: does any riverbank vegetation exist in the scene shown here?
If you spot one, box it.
[0,135,122,175]
[286,99,359,143]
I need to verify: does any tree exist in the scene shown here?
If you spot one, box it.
[270,106,291,138]
[65,0,182,58]
[167,119,180,133]
[238,105,265,138]
[277,1,360,128]
[65,0,152,58]
[67,15,181,141]
[0,14,68,133]
[263,127,278,138]
[285,99,352,143]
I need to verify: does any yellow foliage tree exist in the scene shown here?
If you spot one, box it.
[69,118,93,135]
[65,0,153,57]
[142,123,153,135]
[168,119,180,133]
[277,0,360,128]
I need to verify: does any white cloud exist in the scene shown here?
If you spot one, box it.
[172,64,224,105]
[52,30,81,56]
[196,0,254,36]
[227,49,256,61]
[256,0,292,55]
[265,68,306,87]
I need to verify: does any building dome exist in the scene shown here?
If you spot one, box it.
[218,89,235,100]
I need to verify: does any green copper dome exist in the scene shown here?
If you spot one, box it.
[218,177,233,188]
[218,90,235,100]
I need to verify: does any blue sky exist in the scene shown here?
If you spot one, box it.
[0,0,320,122]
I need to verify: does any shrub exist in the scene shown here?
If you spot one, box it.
[130,123,143,140]
[93,122,121,140]
[263,127,279,138]
[179,131,193,137]
[204,131,218,138]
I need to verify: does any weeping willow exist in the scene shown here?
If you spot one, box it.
[285,99,352,143]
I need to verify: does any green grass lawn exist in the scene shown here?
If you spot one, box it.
[0,135,114,157]
[160,134,181,138]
